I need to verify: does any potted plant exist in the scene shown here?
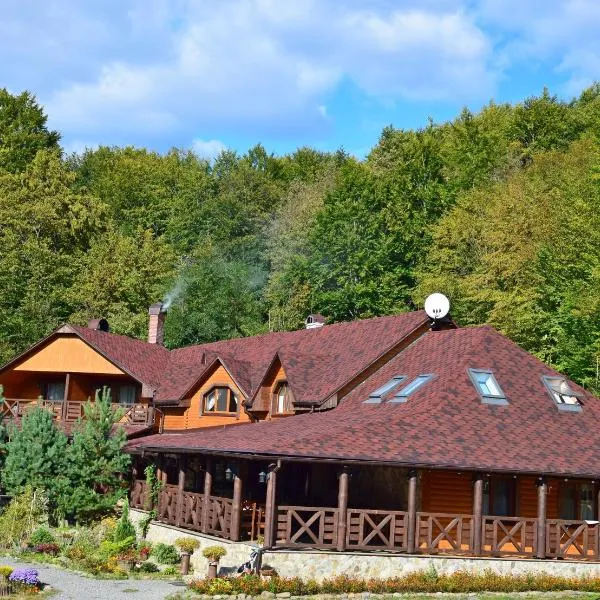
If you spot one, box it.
[116,548,138,572]
[175,537,200,575]
[202,545,226,579]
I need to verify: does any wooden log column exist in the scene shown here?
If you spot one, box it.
[176,455,187,527]
[472,474,484,555]
[336,466,350,551]
[263,461,281,549]
[230,468,243,541]
[201,457,213,534]
[406,469,418,553]
[536,477,547,559]
[62,373,71,421]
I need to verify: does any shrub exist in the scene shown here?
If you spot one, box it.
[138,541,152,560]
[113,499,136,543]
[151,543,180,565]
[65,529,97,561]
[99,536,136,558]
[138,562,159,573]
[162,566,179,576]
[29,527,55,545]
[0,487,48,549]
[9,568,40,589]
[175,537,200,554]
[201,545,226,563]
[0,566,14,579]
[34,542,60,555]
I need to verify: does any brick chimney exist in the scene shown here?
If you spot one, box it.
[148,302,165,345]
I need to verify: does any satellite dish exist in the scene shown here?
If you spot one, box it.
[424,293,450,320]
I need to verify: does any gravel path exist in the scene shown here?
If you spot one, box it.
[1,557,186,599]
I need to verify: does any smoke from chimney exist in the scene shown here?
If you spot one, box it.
[148,302,166,345]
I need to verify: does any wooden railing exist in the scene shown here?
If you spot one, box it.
[2,398,154,426]
[482,516,537,557]
[130,479,149,510]
[417,512,473,554]
[204,495,234,538]
[157,484,179,525]
[546,520,599,559]
[242,501,265,542]
[276,506,339,548]
[347,509,407,550]
[181,491,204,531]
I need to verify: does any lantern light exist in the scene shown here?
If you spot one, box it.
[258,471,267,484]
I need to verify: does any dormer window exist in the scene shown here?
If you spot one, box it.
[468,369,508,405]
[542,376,582,412]
[273,382,293,415]
[203,386,238,416]
[389,375,434,403]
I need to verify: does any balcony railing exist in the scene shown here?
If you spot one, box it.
[1,398,154,426]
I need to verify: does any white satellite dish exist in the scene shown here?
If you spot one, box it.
[424,293,450,320]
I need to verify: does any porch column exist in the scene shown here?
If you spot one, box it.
[201,457,213,534]
[263,462,280,549]
[406,469,418,553]
[472,474,484,555]
[230,469,244,541]
[536,477,547,559]
[336,466,350,551]
[62,373,71,421]
[176,455,187,527]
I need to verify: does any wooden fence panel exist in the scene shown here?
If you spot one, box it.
[416,512,473,554]
[482,516,537,557]
[157,484,179,525]
[276,506,339,548]
[130,479,148,510]
[546,520,599,560]
[347,509,408,551]
[205,495,234,538]
[181,491,204,531]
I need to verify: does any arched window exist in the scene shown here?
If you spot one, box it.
[203,386,238,415]
[273,382,292,415]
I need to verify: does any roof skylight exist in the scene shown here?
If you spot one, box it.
[542,376,582,412]
[468,369,508,405]
[364,376,406,404]
[389,375,434,403]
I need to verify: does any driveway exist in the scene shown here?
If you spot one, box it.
[1,558,186,600]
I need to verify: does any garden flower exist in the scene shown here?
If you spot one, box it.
[9,567,40,587]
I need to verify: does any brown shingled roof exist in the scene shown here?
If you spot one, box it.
[128,326,600,478]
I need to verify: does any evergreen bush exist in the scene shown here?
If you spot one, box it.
[113,499,136,543]
[151,543,180,565]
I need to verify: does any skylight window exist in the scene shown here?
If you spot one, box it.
[364,376,405,404]
[389,375,434,403]
[542,376,582,412]
[468,369,508,405]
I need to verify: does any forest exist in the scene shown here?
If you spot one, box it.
[0,85,599,391]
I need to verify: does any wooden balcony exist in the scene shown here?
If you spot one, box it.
[1,398,154,427]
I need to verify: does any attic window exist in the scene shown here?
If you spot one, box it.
[273,382,293,415]
[389,374,434,403]
[468,369,508,405]
[364,376,406,404]
[203,386,238,416]
[542,376,582,412]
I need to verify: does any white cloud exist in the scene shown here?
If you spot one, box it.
[192,138,227,160]
[40,0,495,144]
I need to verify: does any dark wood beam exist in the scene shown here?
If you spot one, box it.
[230,468,243,542]
[201,457,213,534]
[176,455,186,527]
[406,469,418,553]
[263,461,281,548]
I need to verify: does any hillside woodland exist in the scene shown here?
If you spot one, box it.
[0,86,599,390]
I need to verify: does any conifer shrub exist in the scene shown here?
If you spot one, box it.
[29,527,55,546]
[151,543,180,565]
[113,499,136,543]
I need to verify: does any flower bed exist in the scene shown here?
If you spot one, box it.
[189,570,600,596]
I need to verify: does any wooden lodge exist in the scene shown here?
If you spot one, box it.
[3,301,600,562]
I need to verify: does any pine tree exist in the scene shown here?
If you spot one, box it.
[60,388,131,523]
[1,406,68,511]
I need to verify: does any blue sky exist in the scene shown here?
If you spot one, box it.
[2,0,599,158]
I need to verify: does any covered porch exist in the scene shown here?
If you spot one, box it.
[130,451,600,561]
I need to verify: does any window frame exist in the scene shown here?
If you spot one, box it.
[468,368,509,405]
[483,476,517,517]
[272,381,293,416]
[202,385,239,417]
[559,481,596,520]
[541,375,583,413]
[389,374,435,403]
[45,380,66,403]
[118,384,137,406]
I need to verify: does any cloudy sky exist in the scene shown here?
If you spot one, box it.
[2,0,599,157]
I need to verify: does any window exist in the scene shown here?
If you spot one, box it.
[364,376,405,404]
[46,381,65,402]
[118,384,137,405]
[273,382,293,415]
[468,369,508,405]
[390,375,434,403]
[542,376,582,412]
[483,477,516,517]
[560,482,595,520]
[203,386,238,415]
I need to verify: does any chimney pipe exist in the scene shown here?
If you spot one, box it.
[148,302,165,345]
